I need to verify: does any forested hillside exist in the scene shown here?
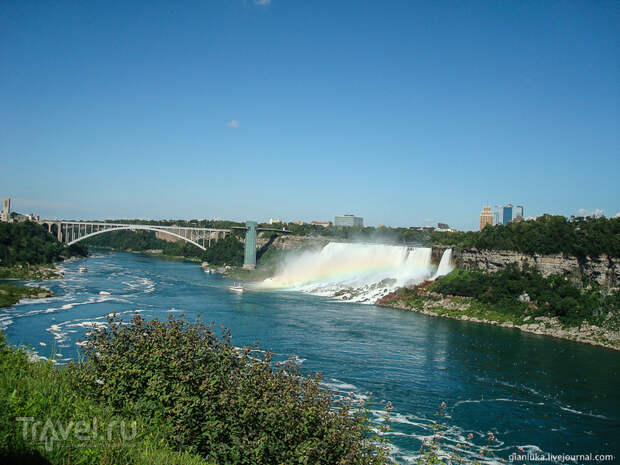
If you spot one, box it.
[83,230,244,266]
[0,222,87,267]
[431,215,620,257]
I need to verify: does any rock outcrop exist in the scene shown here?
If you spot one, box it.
[453,248,619,289]
[256,234,330,251]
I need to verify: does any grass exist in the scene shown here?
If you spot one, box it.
[380,287,533,327]
[0,335,214,465]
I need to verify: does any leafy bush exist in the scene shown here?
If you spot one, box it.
[70,315,392,465]
[0,332,213,465]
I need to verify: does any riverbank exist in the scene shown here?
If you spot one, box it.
[92,245,202,263]
[0,264,63,280]
[0,284,54,308]
[377,289,620,351]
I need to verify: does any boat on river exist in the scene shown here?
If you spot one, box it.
[229,283,243,293]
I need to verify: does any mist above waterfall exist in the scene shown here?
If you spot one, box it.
[260,242,453,303]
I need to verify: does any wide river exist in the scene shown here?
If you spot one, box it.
[2,251,619,464]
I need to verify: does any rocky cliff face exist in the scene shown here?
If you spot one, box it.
[256,234,330,251]
[453,248,619,288]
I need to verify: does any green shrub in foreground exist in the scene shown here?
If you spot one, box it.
[71,314,393,465]
[0,333,213,465]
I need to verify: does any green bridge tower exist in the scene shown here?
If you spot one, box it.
[243,221,258,269]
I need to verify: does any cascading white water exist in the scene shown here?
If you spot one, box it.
[432,248,453,280]
[260,242,453,303]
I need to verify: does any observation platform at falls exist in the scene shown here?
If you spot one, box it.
[38,219,291,269]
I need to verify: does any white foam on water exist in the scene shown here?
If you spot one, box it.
[322,378,358,391]
[559,406,607,419]
[0,315,13,330]
[454,398,545,407]
[122,277,156,294]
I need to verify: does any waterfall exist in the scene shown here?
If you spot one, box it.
[432,248,453,280]
[260,242,446,303]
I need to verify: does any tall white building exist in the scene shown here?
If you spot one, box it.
[1,198,10,222]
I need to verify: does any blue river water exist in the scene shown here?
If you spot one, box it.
[1,251,619,464]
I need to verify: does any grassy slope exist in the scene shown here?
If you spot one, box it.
[0,335,213,465]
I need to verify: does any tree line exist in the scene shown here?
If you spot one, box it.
[0,222,87,267]
[83,230,245,266]
[431,215,620,257]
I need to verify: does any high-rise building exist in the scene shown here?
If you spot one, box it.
[503,204,513,226]
[493,205,503,226]
[480,206,493,230]
[1,198,10,222]
[514,205,524,219]
[334,215,363,227]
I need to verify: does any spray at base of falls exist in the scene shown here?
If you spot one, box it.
[260,242,453,303]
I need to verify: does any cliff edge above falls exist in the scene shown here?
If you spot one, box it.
[452,248,619,289]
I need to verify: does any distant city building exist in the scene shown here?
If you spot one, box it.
[311,220,332,228]
[12,213,34,223]
[20,213,40,222]
[1,198,11,222]
[514,205,524,219]
[437,223,450,230]
[268,218,283,225]
[291,220,306,225]
[493,205,503,226]
[503,204,513,226]
[334,215,363,227]
[479,206,493,230]
[490,203,524,226]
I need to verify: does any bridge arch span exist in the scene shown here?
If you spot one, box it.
[67,226,207,251]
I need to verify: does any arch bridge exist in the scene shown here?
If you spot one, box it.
[39,221,231,251]
[38,220,291,268]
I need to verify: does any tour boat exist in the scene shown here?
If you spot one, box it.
[229,283,243,293]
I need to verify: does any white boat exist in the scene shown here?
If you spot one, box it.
[78,266,88,273]
[229,283,243,293]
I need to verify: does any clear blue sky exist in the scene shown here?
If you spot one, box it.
[1,1,618,230]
